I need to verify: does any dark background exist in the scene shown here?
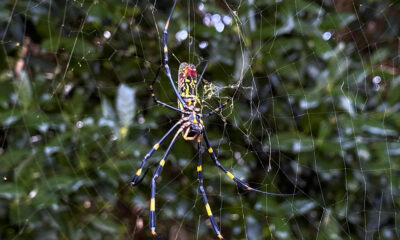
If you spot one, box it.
[1,0,399,239]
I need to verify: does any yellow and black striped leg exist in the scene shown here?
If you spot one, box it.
[149,67,185,114]
[131,120,182,187]
[203,96,232,118]
[150,128,183,239]
[203,131,295,197]
[162,0,188,108]
[196,137,224,239]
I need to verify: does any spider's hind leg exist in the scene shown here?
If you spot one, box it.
[131,120,182,186]
[196,136,224,239]
[202,130,295,197]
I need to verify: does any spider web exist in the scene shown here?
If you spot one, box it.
[1,0,399,239]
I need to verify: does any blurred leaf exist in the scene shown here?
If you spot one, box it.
[99,97,117,132]
[269,133,315,153]
[359,121,398,137]
[275,13,295,36]
[90,216,120,234]
[14,154,35,181]
[0,109,21,126]
[14,70,32,110]
[0,183,24,200]
[316,209,341,240]
[1,148,31,171]
[45,175,89,193]
[370,47,390,65]
[30,188,58,208]
[116,84,136,128]
[9,201,39,224]
[310,35,333,56]
[63,87,86,118]
[60,38,95,58]
[320,13,356,30]
[387,76,400,105]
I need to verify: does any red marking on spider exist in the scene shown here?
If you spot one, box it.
[185,67,196,77]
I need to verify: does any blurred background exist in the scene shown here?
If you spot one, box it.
[1,0,399,239]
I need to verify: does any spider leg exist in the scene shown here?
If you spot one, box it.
[131,120,183,186]
[203,97,231,118]
[196,61,209,88]
[196,136,224,239]
[202,130,295,196]
[163,0,188,109]
[150,127,183,239]
[203,83,242,118]
[149,67,185,114]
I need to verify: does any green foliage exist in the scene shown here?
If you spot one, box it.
[1,0,399,239]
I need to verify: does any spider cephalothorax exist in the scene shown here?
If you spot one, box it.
[181,112,203,140]
[130,0,295,239]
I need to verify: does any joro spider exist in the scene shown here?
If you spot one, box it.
[130,1,293,239]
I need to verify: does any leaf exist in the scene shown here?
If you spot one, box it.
[269,132,315,153]
[30,188,58,208]
[339,96,356,117]
[275,13,295,36]
[299,91,321,110]
[0,183,24,200]
[310,35,333,56]
[45,175,88,193]
[9,201,39,225]
[370,47,390,65]
[1,148,31,171]
[320,13,356,30]
[14,70,32,110]
[101,97,116,122]
[387,76,400,106]
[360,123,397,137]
[0,81,13,105]
[264,38,303,55]
[14,154,35,181]
[90,217,120,234]
[116,84,136,128]
[0,109,21,126]
[285,199,318,216]
[64,87,85,117]
[316,209,341,240]
[61,38,95,58]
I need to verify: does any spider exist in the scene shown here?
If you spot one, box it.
[130,1,293,239]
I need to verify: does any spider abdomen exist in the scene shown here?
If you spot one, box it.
[178,62,199,109]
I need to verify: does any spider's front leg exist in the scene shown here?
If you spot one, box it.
[149,67,185,114]
[162,0,188,109]
[196,61,209,88]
